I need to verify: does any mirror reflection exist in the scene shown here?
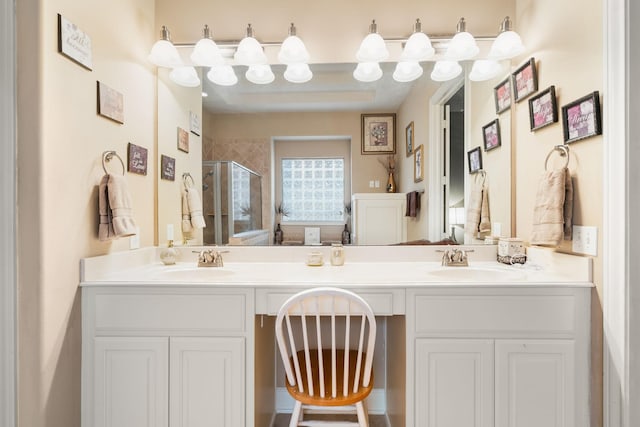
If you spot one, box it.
[157,60,511,246]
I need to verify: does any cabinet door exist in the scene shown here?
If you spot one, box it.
[93,337,168,427]
[495,340,575,427]
[415,339,494,427]
[170,337,245,427]
[353,196,406,244]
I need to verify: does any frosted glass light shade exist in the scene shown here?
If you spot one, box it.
[356,33,389,62]
[284,63,313,83]
[246,64,275,84]
[469,60,503,81]
[278,35,310,64]
[400,32,435,61]
[445,31,479,60]
[169,66,200,87]
[393,61,424,82]
[430,60,462,82]
[353,62,383,82]
[488,31,525,60]
[234,36,267,65]
[149,39,182,68]
[191,38,225,67]
[207,65,238,86]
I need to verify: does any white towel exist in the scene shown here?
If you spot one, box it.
[98,174,137,241]
[464,173,491,239]
[181,191,194,236]
[530,167,573,246]
[181,185,206,232]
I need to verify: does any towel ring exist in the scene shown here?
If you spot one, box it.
[544,145,570,171]
[182,172,195,188]
[102,151,125,175]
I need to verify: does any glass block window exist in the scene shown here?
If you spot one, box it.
[281,158,345,222]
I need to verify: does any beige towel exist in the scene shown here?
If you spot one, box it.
[184,186,206,229]
[98,174,137,241]
[181,191,194,237]
[465,173,491,239]
[531,167,573,246]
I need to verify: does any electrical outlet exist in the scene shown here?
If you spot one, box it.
[492,222,502,237]
[129,227,140,250]
[374,180,380,188]
[572,225,598,256]
[369,180,375,188]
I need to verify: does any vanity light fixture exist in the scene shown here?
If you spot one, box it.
[488,16,525,60]
[169,66,201,87]
[430,60,462,82]
[445,18,479,61]
[393,61,424,82]
[400,19,435,62]
[469,59,503,81]
[353,61,383,83]
[234,24,268,65]
[207,64,238,86]
[278,23,310,64]
[148,25,182,67]
[284,63,313,83]
[356,20,389,62]
[246,64,275,84]
[190,25,225,67]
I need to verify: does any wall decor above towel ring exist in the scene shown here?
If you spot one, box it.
[544,145,570,171]
[182,172,195,188]
[102,150,125,175]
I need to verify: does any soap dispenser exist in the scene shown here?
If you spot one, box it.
[160,224,178,265]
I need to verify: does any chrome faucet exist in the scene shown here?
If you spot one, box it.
[196,249,224,267]
[440,248,471,267]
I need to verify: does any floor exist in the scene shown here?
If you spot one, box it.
[273,413,389,427]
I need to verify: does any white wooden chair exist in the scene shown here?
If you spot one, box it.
[275,287,377,427]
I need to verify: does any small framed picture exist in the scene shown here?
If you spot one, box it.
[414,144,424,182]
[482,119,502,152]
[127,142,148,175]
[177,127,189,153]
[97,81,124,124]
[562,91,602,143]
[57,14,92,70]
[494,77,512,114]
[189,111,201,136]
[512,57,538,102]
[468,147,483,174]
[405,121,414,157]
[361,113,396,155]
[528,86,558,131]
[160,155,175,181]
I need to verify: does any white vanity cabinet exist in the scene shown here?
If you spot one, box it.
[82,287,253,427]
[406,287,590,427]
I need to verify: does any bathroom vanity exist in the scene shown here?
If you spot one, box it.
[80,246,592,427]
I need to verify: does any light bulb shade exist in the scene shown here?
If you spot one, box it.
[356,33,389,62]
[488,31,525,60]
[245,64,275,84]
[445,31,479,60]
[278,35,310,64]
[430,60,462,82]
[207,65,238,86]
[234,36,267,65]
[169,66,201,87]
[353,62,383,82]
[191,38,225,67]
[393,61,424,82]
[469,59,504,82]
[149,39,182,68]
[400,32,435,61]
[284,63,313,83]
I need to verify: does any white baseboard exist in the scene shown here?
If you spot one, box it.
[275,387,386,415]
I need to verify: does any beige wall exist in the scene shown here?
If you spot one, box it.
[17,0,156,426]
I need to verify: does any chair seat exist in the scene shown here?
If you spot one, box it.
[285,349,373,407]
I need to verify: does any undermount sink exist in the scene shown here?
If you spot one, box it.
[425,266,527,282]
[154,266,235,281]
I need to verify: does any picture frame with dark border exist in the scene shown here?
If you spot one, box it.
[414,144,424,182]
[528,85,558,131]
[468,146,483,174]
[512,57,538,102]
[361,113,396,155]
[127,142,148,175]
[482,119,502,152]
[405,121,414,157]
[562,91,602,143]
[160,155,176,181]
[494,77,512,114]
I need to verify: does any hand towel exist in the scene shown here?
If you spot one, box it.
[464,173,491,239]
[405,191,421,217]
[186,187,206,229]
[530,167,573,246]
[98,174,137,241]
[181,191,194,236]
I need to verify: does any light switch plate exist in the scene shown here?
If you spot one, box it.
[129,227,140,250]
[304,227,321,245]
[572,225,598,256]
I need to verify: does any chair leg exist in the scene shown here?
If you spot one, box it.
[355,401,369,427]
[289,401,303,427]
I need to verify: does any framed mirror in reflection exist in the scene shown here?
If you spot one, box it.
[157,60,512,246]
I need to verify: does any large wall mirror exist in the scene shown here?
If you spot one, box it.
[157,57,512,246]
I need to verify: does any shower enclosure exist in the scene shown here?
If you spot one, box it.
[202,161,263,245]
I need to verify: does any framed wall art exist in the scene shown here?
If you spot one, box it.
[190,111,201,136]
[562,91,602,143]
[361,113,396,154]
[528,85,558,131]
[413,144,424,182]
[512,57,538,102]
[494,77,512,114]
[482,119,502,152]
[97,81,124,124]
[405,121,414,157]
[127,142,148,175]
[160,155,176,181]
[177,127,190,153]
[467,147,483,174]
[57,14,92,70]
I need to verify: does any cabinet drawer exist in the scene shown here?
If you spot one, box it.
[92,291,249,335]
[256,288,404,315]
[413,294,576,336]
